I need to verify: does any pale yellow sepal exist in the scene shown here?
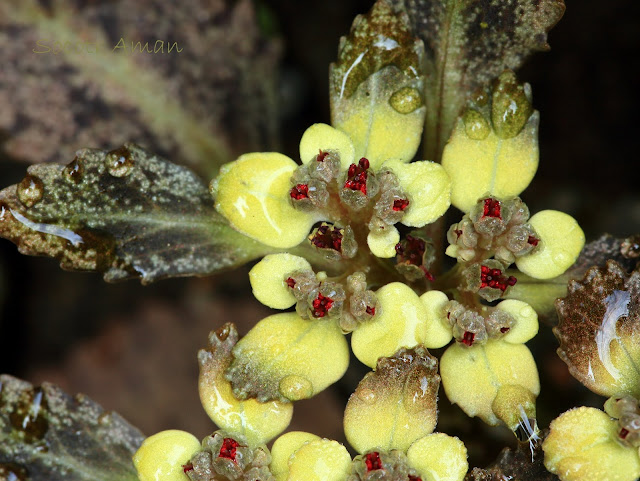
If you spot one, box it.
[406,433,468,481]
[249,254,312,309]
[233,312,350,401]
[367,225,400,258]
[495,300,538,344]
[442,113,539,213]
[299,123,355,169]
[211,152,316,248]
[286,439,352,481]
[271,432,320,481]
[440,340,540,426]
[133,430,201,481]
[351,282,427,368]
[515,210,585,280]
[543,407,640,481]
[419,290,453,348]
[382,160,451,227]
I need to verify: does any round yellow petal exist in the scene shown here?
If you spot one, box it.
[133,430,201,481]
[419,290,453,348]
[351,282,427,368]
[495,300,539,344]
[287,439,351,481]
[407,433,468,481]
[382,160,451,227]
[249,254,312,309]
[271,432,321,481]
[299,123,355,169]
[367,225,400,258]
[515,210,585,280]
[211,152,316,248]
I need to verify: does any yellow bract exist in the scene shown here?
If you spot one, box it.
[495,300,538,344]
[299,123,355,169]
[271,432,321,481]
[543,407,640,481]
[515,210,585,280]
[440,340,540,426]
[211,152,316,248]
[249,253,312,309]
[406,433,468,481]
[286,439,352,481]
[367,225,400,258]
[382,160,451,227]
[441,114,539,213]
[233,312,350,401]
[133,430,201,481]
[351,282,427,368]
[419,290,453,349]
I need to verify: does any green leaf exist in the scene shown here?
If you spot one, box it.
[329,0,426,169]
[0,143,269,284]
[392,0,565,161]
[0,375,144,481]
[0,0,281,178]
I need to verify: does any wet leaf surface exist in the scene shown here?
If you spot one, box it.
[0,143,269,284]
[0,375,144,481]
[0,0,281,178]
[391,0,565,160]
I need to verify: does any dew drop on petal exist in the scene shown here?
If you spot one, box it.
[389,87,423,114]
[17,175,44,208]
[279,375,313,401]
[105,146,134,178]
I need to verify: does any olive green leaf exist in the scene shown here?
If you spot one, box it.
[0,375,144,481]
[392,0,565,161]
[0,143,269,284]
[329,0,426,169]
[0,0,280,178]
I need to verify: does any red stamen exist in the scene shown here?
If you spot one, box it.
[182,463,194,473]
[218,438,240,463]
[366,306,376,316]
[408,476,423,481]
[365,452,383,471]
[312,293,334,318]
[392,199,410,211]
[482,198,502,219]
[311,224,343,252]
[620,428,630,440]
[500,327,510,333]
[316,150,328,162]
[286,277,296,289]
[480,265,517,292]
[462,331,476,346]
[290,184,309,200]
[454,229,463,239]
[344,157,370,194]
[527,235,539,246]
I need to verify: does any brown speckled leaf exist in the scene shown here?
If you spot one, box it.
[0,143,269,284]
[391,0,565,160]
[0,375,143,481]
[0,0,280,178]
[555,261,640,397]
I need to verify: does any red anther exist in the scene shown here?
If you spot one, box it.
[392,198,410,211]
[462,331,476,346]
[312,293,334,318]
[454,229,463,238]
[344,158,370,194]
[620,428,630,440]
[408,476,423,481]
[365,452,383,471]
[311,224,343,252]
[316,150,329,162]
[480,265,517,292]
[366,306,376,316]
[182,464,194,473]
[286,277,296,289]
[527,235,539,246]
[401,235,425,265]
[218,438,240,462]
[420,266,435,282]
[500,327,510,333]
[482,198,502,219]
[290,184,309,200]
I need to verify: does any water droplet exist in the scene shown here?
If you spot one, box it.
[279,375,313,401]
[105,146,134,177]
[389,87,423,114]
[491,71,532,139]
[9,387,49,443]
[0,463,28,481]
[463,109,490,140]
[17,174,44,208]
[357,388,376,404]
[63,156,84,183]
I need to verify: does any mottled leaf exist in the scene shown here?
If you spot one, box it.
[555,260,640,397]
[0,0,280,178]
[329,0,426,169]
[0,375,144,481]
[570,233,640,275]
[343,345,440,453]
[392,0,565,160]
[0,143,269,284]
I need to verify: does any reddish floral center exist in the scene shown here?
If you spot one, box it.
[527,235,539,246]
[311,224,343,252]
[454,228,463,239]
[500,327,510,333]
[182,463,194,473]
[620,428,630,440]
[395,235,434,280]
[408,476,423,481]
[316,149,329,162]
[218,438,240,462]
[462,331,476,346]
[290,183,309,200]
[480,265,517,292]
[392,198,410,211]
[312,293,334,318]
[344,157,370,195]
[365,452,383,471]
[366,305,376,316]
[482,198,502,219]
[285,277,296,289]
